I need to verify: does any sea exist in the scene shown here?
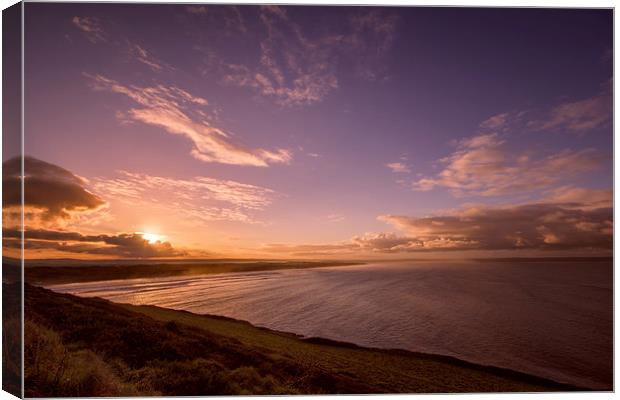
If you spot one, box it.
[47,259,613,390]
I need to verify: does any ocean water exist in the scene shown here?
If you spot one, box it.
[48,260,613,390]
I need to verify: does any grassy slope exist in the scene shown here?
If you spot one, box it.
[24,260,359,285]
[124,304,586,393]
[20,283,584,396]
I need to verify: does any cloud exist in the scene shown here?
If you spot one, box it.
[4,228,184,258]
[72,14,171,74]
[479,112,511,130]
[543,186,612,210]
[481,84,611,136]
[88,74,292,166]
[72,16,107,43]
[186,5,247,33]
[186,5,208,15]
[221,6,397,106]
[412,133,603,196]
[386,162,411,173]
[345,10,398,80]
[326,213,345,223]
[264,196,612,255]
[378,200,612,252]
[127,43,167,72]
[1,158,193,258]
[92,170,275,224]
[477,111,527,133]
[528,89,612,134]
[263,231,478,256]
[3,157,106,227]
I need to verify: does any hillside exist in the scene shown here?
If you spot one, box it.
[13,283,584,396]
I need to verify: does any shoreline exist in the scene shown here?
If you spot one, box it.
[22,260,364,285]
[12,255,613,393]
[17,257,612,392]
[17,259,606,391]
[126,301,592,392]
[19,255,614,286]
[15,282,604,395]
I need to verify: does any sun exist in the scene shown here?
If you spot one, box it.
[140,232,164,244]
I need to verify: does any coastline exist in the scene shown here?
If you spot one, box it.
[20,256,614,286]
[10,257,612,394]
[17,282,598,396]
[123,301,592,393]
[22,260,364,285]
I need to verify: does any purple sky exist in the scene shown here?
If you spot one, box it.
[11,4,613,259]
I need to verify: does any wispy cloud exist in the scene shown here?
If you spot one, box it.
[480,84,612,135]
[186,5,247,33]
[220,6,397,106]
[527,89,612,133]
[326,213,345,223]
[478,111,527,132]
[543,185,612,210]
[88,74,292,166]
[92,170,275,224]
[127,43,167,72]
[72,16,173,74]
[412,133,603,196]
[186,5,208,15]
[72,16,107,43]
[386,162,411,173]
[346,10,398,80]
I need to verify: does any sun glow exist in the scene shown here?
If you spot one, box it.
[140,232,164,244]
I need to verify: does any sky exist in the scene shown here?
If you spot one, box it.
[4,4,613,259]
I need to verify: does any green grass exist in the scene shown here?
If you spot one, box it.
[15,282,585,396]
[123,302,585,394]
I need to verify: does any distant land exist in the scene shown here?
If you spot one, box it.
[14,256,613,285]
[21,260,361,285]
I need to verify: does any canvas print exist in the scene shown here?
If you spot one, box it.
[2,2,613,397]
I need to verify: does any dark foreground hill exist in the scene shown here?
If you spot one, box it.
[9,283,586,397]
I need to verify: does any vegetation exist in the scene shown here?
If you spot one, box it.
[2,317,21,397]
[3,261,22,397]
[13,282,583,397]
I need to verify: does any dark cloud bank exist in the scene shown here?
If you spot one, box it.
[267,200,613,256]
[3,228,184,258]
[3,156,105,220]
[2,156,183,258]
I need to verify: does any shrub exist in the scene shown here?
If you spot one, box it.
[3,317,22,395]
[129,358,230,395]
[226,366,294,394]
[24,320,140,397]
